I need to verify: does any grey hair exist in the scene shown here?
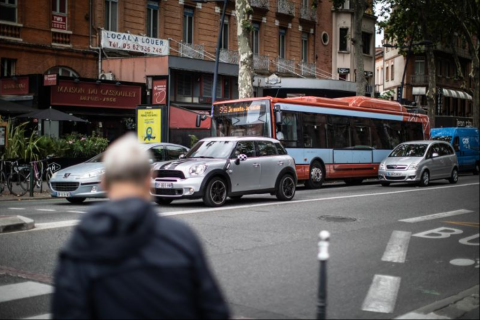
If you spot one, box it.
[102,133,152,188]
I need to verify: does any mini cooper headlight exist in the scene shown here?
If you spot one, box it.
[80,169,105,179]
[189,164,208,176]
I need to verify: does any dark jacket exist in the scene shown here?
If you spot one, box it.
[52,198,230,320]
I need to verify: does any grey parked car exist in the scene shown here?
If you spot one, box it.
[50,143,189,204]
[379,141,459,187]
[151,137,298,207]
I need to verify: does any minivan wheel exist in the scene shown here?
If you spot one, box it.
[277,175,296,201]
[204,177,227,207]
[449,168,459,184]
[419,171,430,187]
[305,161,325,189]
[155,197,174,205]
[474,163,479,176]
[67,197,86,204]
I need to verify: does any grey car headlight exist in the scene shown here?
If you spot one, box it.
[189,164,208,176]
[51,171,58,180]
[408,162,420,170]
[80,169,105,179]
[379,162,386,170]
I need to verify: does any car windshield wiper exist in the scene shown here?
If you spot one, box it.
[190,156,215,159]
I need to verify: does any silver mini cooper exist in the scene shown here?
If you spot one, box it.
[151,137,298,207]
[379,141,459,187]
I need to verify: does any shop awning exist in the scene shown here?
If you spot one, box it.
[442,88,472,100]
[0,99,36,114]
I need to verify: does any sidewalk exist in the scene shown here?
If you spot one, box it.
[0,181,52,202]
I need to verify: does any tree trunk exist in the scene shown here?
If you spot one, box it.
[353,0,367,96]
[425,46,437,129]
[472,56,479,129]
[236,0,254,99]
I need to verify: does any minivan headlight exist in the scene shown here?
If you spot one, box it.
[189,164,208,176]
[80,169,105,179]
[408,163,420,170]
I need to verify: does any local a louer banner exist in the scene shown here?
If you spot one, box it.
[101,30,169,56]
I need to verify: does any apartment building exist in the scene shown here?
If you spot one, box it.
[381,41,474,127]
[374,46,383,96]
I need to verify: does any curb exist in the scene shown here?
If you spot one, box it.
[0,194,52,202]
[396,286,479,319]
[0,215,35,233]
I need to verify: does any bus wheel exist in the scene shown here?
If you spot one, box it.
[305,161,325,189]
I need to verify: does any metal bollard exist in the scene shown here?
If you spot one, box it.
[317,231,330,320]
[29,163,34,197]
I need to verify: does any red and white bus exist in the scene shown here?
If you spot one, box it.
[212,96,430,188]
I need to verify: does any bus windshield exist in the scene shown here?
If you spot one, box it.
[212,100,272,137]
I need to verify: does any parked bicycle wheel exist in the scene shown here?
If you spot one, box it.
[0,171,6,194]
[7,172,28,197]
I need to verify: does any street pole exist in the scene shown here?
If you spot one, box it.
[317,231,330,320]
[398,39,415,103]
[211,0,228,115]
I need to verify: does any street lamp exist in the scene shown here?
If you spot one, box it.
[193,0,228,115]
[383,40,433,103]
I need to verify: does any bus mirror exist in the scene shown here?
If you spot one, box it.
[275,111,283,125]
[196,114,202,128]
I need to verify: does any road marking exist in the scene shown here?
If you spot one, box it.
[67,211,87,214]
[161,183,479,217]
[0,281,53,304]
[413,227,464,239]
[382,231,412,263]
[362,275,401,314]
[450,259,476,267]
[399,210,474,223]
[24,314,52,320]
[8,208,25,210]
[396,312,450,319]
[35,220,79,231]
[36,209,56,212]
[443,221,479,228]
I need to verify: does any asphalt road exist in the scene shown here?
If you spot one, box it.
[0,175,479,319]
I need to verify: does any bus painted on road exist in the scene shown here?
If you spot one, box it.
[212,96,430,188]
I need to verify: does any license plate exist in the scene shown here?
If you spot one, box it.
[155,182,174,189]
[387,172,403,177]
[57,192,71,198]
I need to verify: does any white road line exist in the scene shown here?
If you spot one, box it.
[396,312,450,319]
[399,209,474,223]
[382,231,412,264]
[8,208,25,210]
[67,211,87,214]
[36,209,56,212]
[362,275,402,314]
[0,281,53,304]
[24,314,52,320]
[161,183,480,217]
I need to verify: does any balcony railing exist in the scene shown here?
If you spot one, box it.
[52,32,71,46]
[300,5,317,22]
[299,62,316,77]
[219,49,239,65]
[411,74,428,85]
[254,55,270,71]
[277,57,295,74]
[251,0,270,10]
[277,0,295,16]
[179,42,205,60]
[0,22,22,39]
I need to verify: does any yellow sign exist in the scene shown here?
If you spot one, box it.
[137,109,161,143]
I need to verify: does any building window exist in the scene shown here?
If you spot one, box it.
[46,66,79,78]
[279,28,287,59]
[52,0,67,14]
[322,32,329,45]
[339,28,349,52]
[176,73,193,103]
[105,0,118,31]
[415,60,425,75]
[445,62,450,78]
[221,17,229,50]
[147,1,159,38]
[202,75,222,99]
[391,63,394,81]
[437,60,442,77]
[183,7,194,44]
[341,0,351,9]
[302,33,309,62]
[386,66,389,81]
[252,23,260,55]
[362,32,372,55]
[1,58,16,77]
[0,0,17,23]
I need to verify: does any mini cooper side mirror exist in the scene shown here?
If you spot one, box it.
[235,154,247,165]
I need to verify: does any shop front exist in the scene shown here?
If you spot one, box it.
[47,78,145,141]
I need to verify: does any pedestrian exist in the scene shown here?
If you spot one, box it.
[52,134,230,319]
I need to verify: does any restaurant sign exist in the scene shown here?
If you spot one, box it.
[0,77,29,95]
[101,30,169,56]
[51,80,142,109]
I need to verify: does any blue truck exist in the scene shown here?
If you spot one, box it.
[431,127,479,175]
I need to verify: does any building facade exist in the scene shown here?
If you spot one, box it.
[374,47,384,96]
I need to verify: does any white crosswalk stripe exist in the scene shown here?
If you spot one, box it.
[0,281,53,320]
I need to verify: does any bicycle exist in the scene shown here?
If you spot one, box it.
[4,160,29,197]
[0,160,7,194]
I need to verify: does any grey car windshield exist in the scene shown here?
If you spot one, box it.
[186,141,235,159]
[212,100,272,137]
[432,136,452,143]
[390,144,428,157]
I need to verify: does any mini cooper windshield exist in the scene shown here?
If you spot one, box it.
[389,144,428,158]
[186,140,235,159]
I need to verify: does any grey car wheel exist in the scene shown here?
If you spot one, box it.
[277,175,296,201]
[67,197,86,204]
[419,171,430,187]
[449,168,459,184]
[204,177,227,207]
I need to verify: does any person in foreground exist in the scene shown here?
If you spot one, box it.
[52,134,230,319]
